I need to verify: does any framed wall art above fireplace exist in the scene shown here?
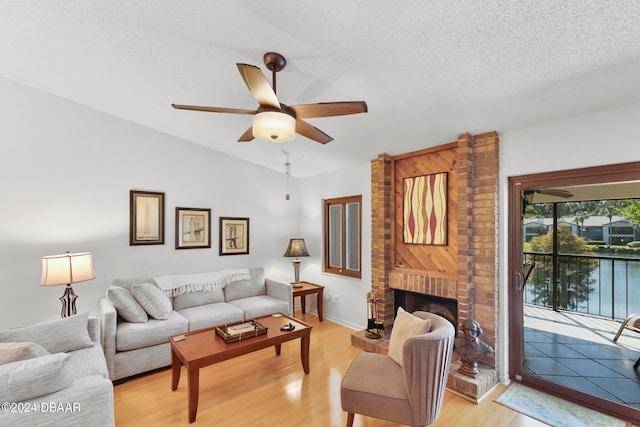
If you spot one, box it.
[403,172,448,245]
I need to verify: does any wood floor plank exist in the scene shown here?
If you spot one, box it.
[114,312,549,426]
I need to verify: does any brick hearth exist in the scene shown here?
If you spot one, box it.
[354,132,499,402]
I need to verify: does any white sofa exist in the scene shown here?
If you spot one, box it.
[0,313,114,427]
[99,267,292,381]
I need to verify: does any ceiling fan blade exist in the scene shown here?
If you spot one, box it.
[236,64,280,110]
[296,119,333,144]
[290,101,368,119]
[538,189,573,198]
[171,104,256,115]
[237,126,254,142]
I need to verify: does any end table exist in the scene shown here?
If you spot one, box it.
[292,281,324,321]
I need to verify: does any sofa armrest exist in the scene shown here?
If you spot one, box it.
[265,278,293,316]
[87,316,100,344]
[99,297,117,379]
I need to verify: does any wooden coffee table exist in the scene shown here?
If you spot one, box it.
[169,313,312,423]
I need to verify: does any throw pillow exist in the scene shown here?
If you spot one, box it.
[0,353,74,403]
[132,282,173,320]
[387,307,431,366]
[0,312,93,354]
[0,342,50,365]
[107,285,148,323]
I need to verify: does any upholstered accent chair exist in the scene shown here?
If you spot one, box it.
[341,311,455,427]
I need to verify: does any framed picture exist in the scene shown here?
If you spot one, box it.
[403,172,448,245]
[129,190,165,245]
[219,217,249,255]
[175,207,211,249]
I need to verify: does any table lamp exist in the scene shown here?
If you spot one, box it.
[283,238,309,287]
[41,251,95,317]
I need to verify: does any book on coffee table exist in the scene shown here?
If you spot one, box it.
[227,322,256,335]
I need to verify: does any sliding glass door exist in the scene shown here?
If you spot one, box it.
[508,162,640,424]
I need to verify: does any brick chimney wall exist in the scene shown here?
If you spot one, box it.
[370,131,499,353]
[370,154,394,328]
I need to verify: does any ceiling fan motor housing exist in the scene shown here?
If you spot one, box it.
[263,52,287,72]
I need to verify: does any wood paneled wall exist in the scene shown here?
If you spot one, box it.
[393,141,459,275]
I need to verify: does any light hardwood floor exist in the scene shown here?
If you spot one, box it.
[114,312,547,426]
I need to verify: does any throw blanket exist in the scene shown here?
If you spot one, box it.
[152,268,251,297]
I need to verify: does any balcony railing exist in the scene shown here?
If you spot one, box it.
[523,251,640,321]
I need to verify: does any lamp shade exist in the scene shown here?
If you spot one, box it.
[283,238,310,258]
[253,111,296,142]
[41,252,95,286]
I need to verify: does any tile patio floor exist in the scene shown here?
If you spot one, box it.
[523,305,640,410]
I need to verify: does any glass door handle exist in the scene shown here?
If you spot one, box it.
[515,271,523,291]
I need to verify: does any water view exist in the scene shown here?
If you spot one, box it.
[524,252,640,321]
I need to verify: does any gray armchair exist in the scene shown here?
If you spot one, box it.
[340,311,454,427]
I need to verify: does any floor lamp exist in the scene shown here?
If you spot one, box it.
[41,251,95,317]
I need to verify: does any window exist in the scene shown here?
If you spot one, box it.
[611,226,633,234]
[324,195,362,278]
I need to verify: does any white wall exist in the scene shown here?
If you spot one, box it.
[297,163,372,330]
[0,78,300,329]
[498,101,640,382]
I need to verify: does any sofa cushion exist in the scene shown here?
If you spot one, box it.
[228,295,290,320]
[340,351,411,424]
[0,312,93,354]
[341,351,407,400]
[224,267,265,302]
[116,311,188,352]
[0,342,49,365]
[107,285,148,323]
[132,282,173,320]
[387,307,431,366]
[179,302,244,331]
[173,288,225,311]
[0,353,74,403]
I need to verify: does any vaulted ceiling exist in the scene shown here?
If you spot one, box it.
[3,1,640,178]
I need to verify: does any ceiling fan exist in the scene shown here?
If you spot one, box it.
[171,52,368,144]
[522,188,574,206]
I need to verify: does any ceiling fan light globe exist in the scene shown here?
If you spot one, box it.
[253,111,295,143]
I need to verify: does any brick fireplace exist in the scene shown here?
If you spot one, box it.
[353,131,500,401]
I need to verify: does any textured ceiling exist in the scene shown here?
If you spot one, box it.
[2,1,640,178]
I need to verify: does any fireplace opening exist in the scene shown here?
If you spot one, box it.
[394,290,458,335]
